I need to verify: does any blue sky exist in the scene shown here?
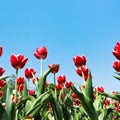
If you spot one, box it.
[0,0,120,92]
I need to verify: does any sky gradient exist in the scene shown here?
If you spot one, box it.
[0,0,120,92]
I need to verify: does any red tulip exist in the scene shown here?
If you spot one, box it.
[17,84,24,92]
[104,99,110,108]
[48,64,60,74]
[0,46,3,57]
[57,75,66,84]
[65,81,73,89]
[28,90,35,96]
[73,55,86,67]
[12,96,19,103]
[97,86,104,93]
[34,46,48,59]
[112,42,120,60]
[71,93,77,98]
[113,61,120,72]
[76,67,89,81]
[10,54,28,69]
[0,90,3,97]
[24,68,36,79]
[17,77,24,85]
[0,67,5,76]
[74,98,81,106]
[0,80,6,88]
[32,77,39,84]
[56,83,62,91]
[112,91,118,94]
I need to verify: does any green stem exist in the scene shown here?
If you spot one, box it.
[40,58,43,76]
[54,73,57,97]
[27,79,30,90]
[54,73,56,85]
[15,69,18,103]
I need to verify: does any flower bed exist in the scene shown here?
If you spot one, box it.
[0,43,120,120]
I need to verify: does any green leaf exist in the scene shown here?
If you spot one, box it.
[85,71,93,101]
[71,85,98,120]
[6,83,14,120]
[25,91,51,118]
[22,80,28,98]
[62,94,72,120]
[0,103,9,120]
[50,91,63,120]
[17,96,35,110]
[37,64,59,97]
[93,95,105,111]
[25,98,35,114]
[0,75,10,80]
[62,105,71,120]
[113,75,120,81]
[100,92,120,101]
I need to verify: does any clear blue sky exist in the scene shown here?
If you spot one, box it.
[0,0,120,92]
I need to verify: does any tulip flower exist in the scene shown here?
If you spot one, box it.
[71,93,78,98]
[76,67,89,81]
[112,42,120,60]
[34,46,48,76]
[0,46,3,57]
[10,54,28,69]
[0,80,6,88]
[48,64,60,74]
[24,68,36,79]
[56,83,62,91]
[104,99,110,108]
[17,84,24,92]
[34,46,48,60]
[96,86,104,93]
[57,75,66,85]
[74,98,81,106]
[65,81,73,89]
[10,54,28,103]
[0,67,5,76]
[48,64,60,85]
[28,90,35,96]
[113,61,120,72]
[17,77,24,85]
[73,55,86,67]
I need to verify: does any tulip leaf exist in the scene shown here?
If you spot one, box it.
[0,103,9,120]
[85,70,93,102]
[93,95,105,111]
[37,64,59,97]
[62,94,73,120]
[98,107,113,120]
[71,85,98,120]
[50,91,63,120]
[22,80,28,98]
[100,92,120,101]
[0,75,10,80]
[113,75,120,81]
[25,91,51,118]
[6,83,14,120]
[62,105,71,120]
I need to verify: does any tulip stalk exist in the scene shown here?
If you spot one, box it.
[40,58,43,76]
[53,73,57,97]
[27,78,30,90]
[53,73,56,85]
[15,69,18,103]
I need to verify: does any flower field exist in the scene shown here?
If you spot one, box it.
[0,43,120,120]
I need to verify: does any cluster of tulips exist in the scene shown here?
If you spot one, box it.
[0,42,120,120]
